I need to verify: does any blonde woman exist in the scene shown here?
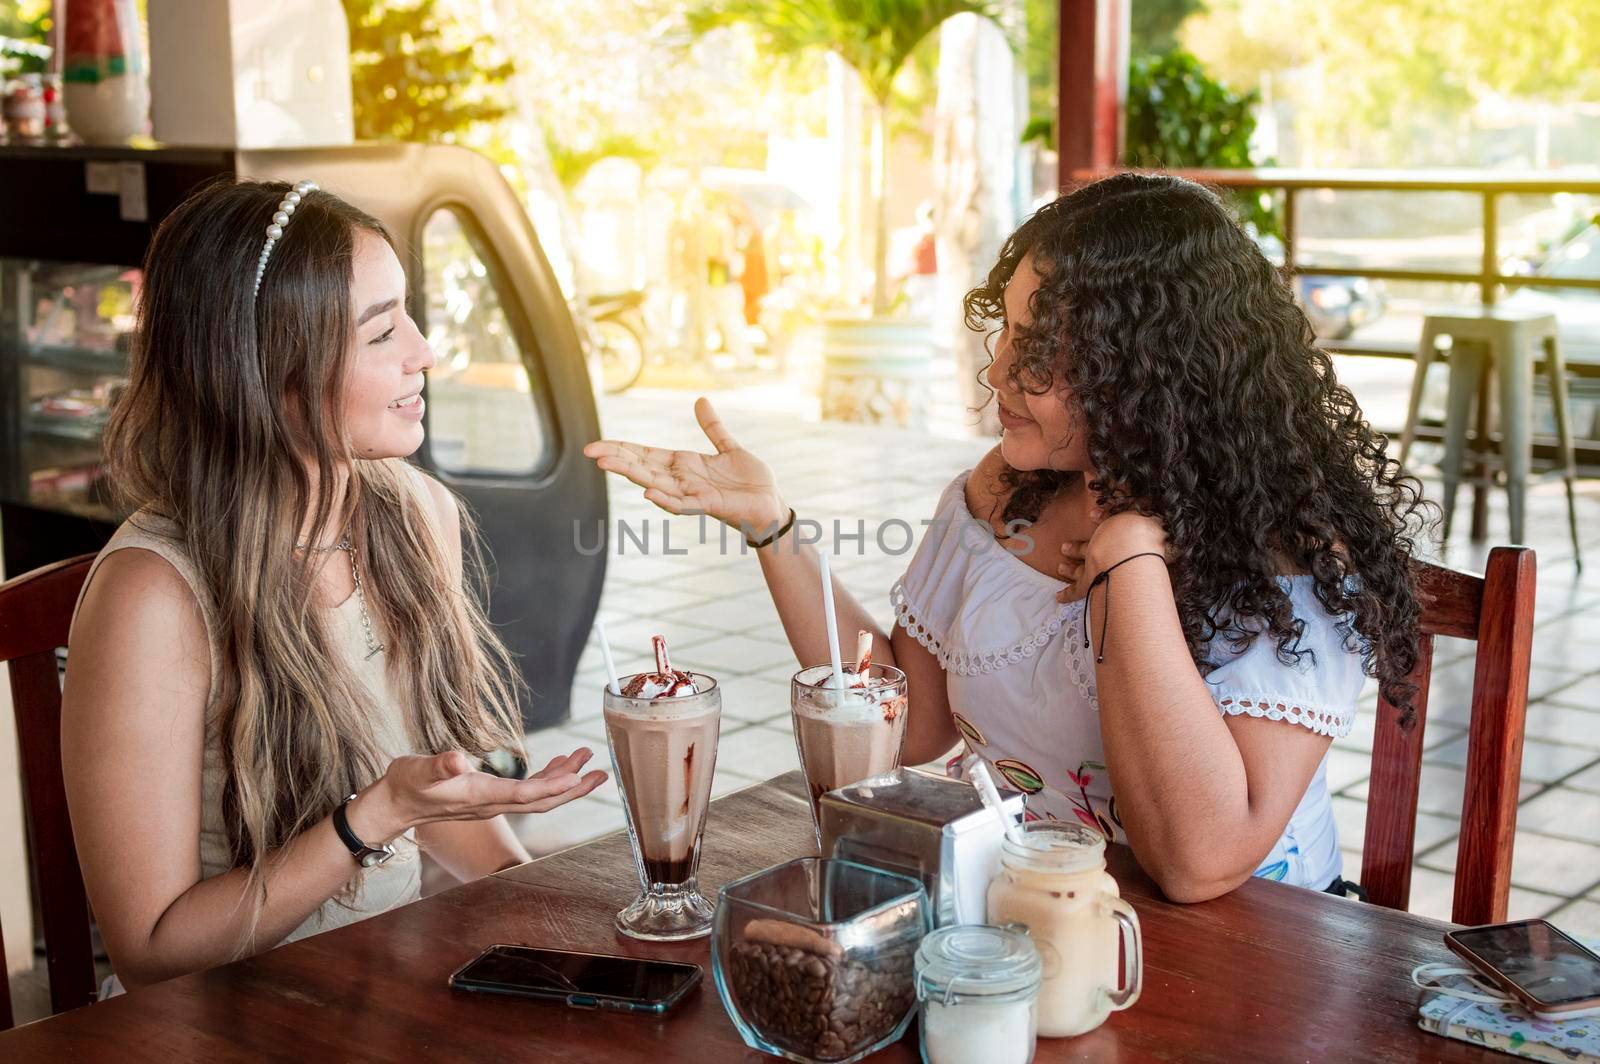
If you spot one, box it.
[62,179,606,992]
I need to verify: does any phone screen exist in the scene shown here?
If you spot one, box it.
[450,945,700,1008]
[1451,921,1600,1007]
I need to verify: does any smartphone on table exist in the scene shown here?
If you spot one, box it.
[1444,919,1600,1019]
[449,945,701,1015]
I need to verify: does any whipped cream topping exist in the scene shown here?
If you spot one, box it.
[618,633,700,700]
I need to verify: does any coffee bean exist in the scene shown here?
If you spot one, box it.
[726,931,916,1061]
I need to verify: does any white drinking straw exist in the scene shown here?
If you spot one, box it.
[594,618,622,696]
[970,760,1025,846]
[817,551,846,689]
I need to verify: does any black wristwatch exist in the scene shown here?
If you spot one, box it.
[333,793,397,868]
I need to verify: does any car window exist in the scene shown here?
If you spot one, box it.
[419,206,551,477]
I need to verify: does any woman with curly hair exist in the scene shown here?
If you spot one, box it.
[585,172,1428,901]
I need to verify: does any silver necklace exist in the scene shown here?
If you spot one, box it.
[297,536,385,660]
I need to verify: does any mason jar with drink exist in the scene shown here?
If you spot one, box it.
[985,819,1143,1038]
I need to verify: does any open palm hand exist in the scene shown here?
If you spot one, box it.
[583,397,786,532]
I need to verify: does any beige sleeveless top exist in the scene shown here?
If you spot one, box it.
[74,511,423,950]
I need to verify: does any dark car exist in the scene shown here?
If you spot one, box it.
[1253,233,1388,340]
[1298,275,1387,340]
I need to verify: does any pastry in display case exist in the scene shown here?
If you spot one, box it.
[1,257,135,522]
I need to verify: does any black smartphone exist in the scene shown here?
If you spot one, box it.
[448,945,701,1015]
[1445,919,1600,1017]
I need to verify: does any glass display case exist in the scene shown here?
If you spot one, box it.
[0,257,137,523]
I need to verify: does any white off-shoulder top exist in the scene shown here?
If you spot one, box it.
[891,471,1366,890]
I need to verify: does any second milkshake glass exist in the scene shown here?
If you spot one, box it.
[603,674,722,940]
[789,663,909,849]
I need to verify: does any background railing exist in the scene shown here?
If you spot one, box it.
[1071,168,1600,354]
[1070,168,1600,473]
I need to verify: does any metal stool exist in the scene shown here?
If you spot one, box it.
[1398,306,1582,567]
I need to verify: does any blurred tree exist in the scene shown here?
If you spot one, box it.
[1125,50,1277,235]
[500,0,816,185]
[542,127,659,190]
[1019,0,1204,149]
[1018,0,1054,148]
[340,0,514,142]
[490,0,820,347]
[1125,50,1257,169]
[1184,0,1600,165]
[1,0,53,76]
[1457,0,1600,102]
[688,0,1005,316]
[1129,0,1202,56]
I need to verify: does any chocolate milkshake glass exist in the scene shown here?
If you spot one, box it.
[603,672,722,941]
[789,663,908,848]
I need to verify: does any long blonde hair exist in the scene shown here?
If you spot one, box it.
[104,179,525,914]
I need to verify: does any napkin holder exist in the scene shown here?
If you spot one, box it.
[818,767,1023,927]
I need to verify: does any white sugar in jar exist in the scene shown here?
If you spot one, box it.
[915,924,1041,1064]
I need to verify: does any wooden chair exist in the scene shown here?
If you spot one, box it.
[0,554,98,1029]
[1362,546,1536,926]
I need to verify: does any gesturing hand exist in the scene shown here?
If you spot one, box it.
[353,748,608,841]
[583,397,787,533]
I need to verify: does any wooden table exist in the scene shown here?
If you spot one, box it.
[1,771,1502,1062]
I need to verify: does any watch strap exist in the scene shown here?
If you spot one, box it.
[333,793,394,865]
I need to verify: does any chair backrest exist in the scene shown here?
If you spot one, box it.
[0,554,98,1029]
[1361,546,1536,926]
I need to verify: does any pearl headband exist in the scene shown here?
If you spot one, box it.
[252,180,319,297]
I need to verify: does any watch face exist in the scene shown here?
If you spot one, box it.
[360,847,394,868]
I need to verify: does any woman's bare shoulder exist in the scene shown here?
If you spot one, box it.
[76,547,204,631]
[67,547,210,721]
[398,461,459,532]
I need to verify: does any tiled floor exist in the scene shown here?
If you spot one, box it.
[513,368,1600,937]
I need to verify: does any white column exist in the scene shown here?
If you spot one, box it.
[934,10,1024,436]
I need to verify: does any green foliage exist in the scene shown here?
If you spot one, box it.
[544,129,659,189]
[0,0,52,76]
[1020,114,1052,149]
[1019,0,1054,147]
[1184,0,1600,163]
[1125,50,1256,168]
[886,29,939,145]
[340,0,514,143]
[1125,50,1277,236]
[1130,0,1203,57]
[687,0,1003,105]
[1019,0,1204,150]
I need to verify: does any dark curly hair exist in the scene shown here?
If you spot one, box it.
[964,173,1432,722]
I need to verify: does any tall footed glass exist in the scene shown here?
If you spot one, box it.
[790,663,908,849]
[603,674,722,940]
